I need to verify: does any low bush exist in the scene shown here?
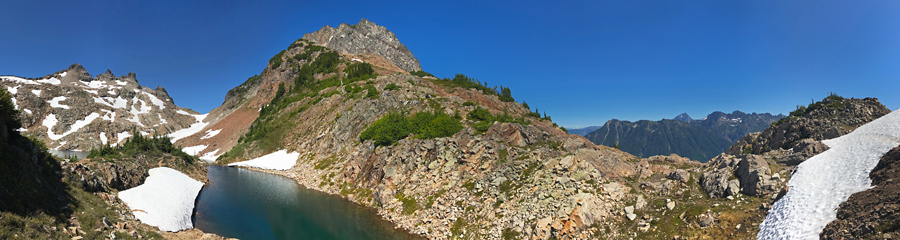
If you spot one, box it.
[360,111,463,147]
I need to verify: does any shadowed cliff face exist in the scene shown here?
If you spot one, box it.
[303,19,423,73]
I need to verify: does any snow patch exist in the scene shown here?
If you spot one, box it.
[31,89,41,97]
[758,109,900,239]
[227,150,300,170]
[1,76,38,85]
[43,113,101,140]
[182,145,207,156]
[167,113,209,143]
[118,167,203,232]
[22,108,31,114]
[49,96,70,109]
[144,92,166,109]
[6,85,18,95]
[117,131,132,144]
[84,89,98,95]
[200,129,221,139]
[58,71,67,77]
[199,149,220,163]
[100,109,116,122]
[115,80,128,86]
[100,132,108,145]
[36,77,61,85]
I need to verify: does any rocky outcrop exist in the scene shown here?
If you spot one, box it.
[821,145,900,239]
[700,154,779,198]
[0,63,204,150]
[728,96,890,156]
[303,19,423,72]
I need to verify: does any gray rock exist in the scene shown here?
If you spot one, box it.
[699,214,716,227]
[303,19,423,72]
[666,199,676,210]
[700,168,733,198]
[635,195,647,210]
[668,169,691,183]
[735,154,777,196]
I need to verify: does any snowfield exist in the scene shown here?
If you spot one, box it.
[227,150,300,170]
[167,112,209,142]
[758,109,900,239]
[118,167,203,232]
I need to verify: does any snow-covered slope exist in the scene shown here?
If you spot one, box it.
[758,109,900,239]
[0,64,206,150]
[227,149,300,170]
[118,167,203,232]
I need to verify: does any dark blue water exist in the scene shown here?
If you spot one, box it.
[193,166,423,240]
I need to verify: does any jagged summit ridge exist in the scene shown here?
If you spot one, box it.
[302,18,422,72]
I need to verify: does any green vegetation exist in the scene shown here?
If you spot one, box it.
[383,83,399,91]
[462,101,476,107]
[360,111,464,147]
[773,93,845,126]
[394,192,419,215]
[269,50,286,69]
[344,61,377,82]
[467,107,528,133]
[409,70,435,78]
[87,132,198,165]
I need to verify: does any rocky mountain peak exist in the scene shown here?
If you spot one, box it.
[97,69,116,81]
[674,113,693,122]
[63,63,93,83]
[302,18,422,72]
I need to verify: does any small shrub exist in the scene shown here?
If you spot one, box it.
[409,70,435,78]
[467,108,493,122]
[383,83,399,91]
[269,50,286,69]
[345,62,377,81]
[462,101,476,107]
[365,85,379,98]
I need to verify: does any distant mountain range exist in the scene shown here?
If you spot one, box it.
[582,111,784,162]
[566,126,602,136]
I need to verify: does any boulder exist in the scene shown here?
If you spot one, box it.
[735,155,778,197]
[668,169,691,183]
[700,168,733,198]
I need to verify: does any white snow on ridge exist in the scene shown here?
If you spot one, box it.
[144,92,166,109]
[42,114,61,140]
[758,109,900,240]
[31,89,41,97]
[6,85,18,95]
[49,96,70,109]
[167,113,209,143]
[46,112,101,141]
[36,77,61,85]
[227,150,300,170]
[100,132,108,145]
[22,108,31,114]
[1,76,38,85]
[118,167,203,232]
[200,129,221,139]
[58,71,67,77]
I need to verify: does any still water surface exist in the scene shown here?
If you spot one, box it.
[194,165,424,240]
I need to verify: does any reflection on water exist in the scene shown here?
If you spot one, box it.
[194,165,424,240]
[48,149,89,159]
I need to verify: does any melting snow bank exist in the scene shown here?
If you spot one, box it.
[758,109,900,239]
[227,150,300,170]
[118,167,203,232]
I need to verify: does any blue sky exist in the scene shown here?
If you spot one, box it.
[1,1,898,128]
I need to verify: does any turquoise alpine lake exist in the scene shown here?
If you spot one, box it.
[193,165,424,240]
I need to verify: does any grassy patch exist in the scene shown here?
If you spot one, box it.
[360,111,464,147]
[394,192,419,215]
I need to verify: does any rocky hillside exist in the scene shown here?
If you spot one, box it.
[0,64,205,151]
[303,18,423,73]
[821,145,900,239]
[585,111,782,162]
[0,87,221,240]
[728,94,890,156]
[171,19,675,240]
